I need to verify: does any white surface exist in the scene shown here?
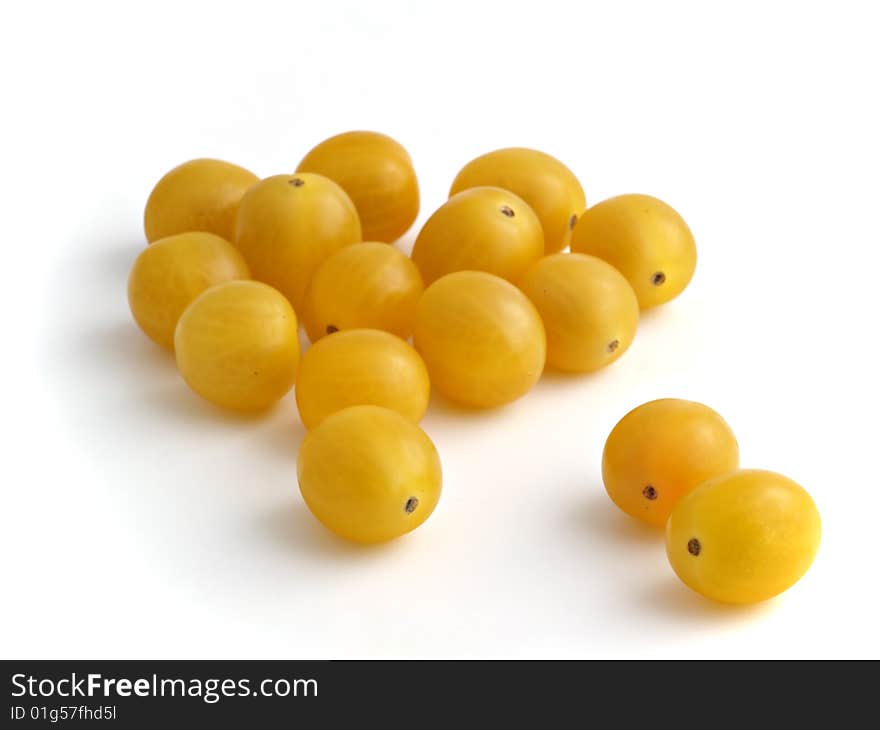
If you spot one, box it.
[3,0,879,659]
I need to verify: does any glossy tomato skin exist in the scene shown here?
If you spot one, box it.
[449,148,585,254]
[519,253,639,373]
[602,399,739,526]
[297,131,419,243]
[302,242,423,343]
[128,232,250,350]
[413,271,546,408]
[412,187,543,285]
[666,469,821,604]
[144,158,258,243]
[234,173,361,313]
[174,281,299,411]
[298,405,442,543]
[571,194,696,309]
[295,329,430,429]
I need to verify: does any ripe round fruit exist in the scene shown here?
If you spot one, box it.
[411,187,544,285]
[174,281,299,411]
[414,271,545,408]
[519,253,639,373]
[666,469,821,604]
[144,158,259,243]
[296,329,430,429]
[128,232,250,350]
[602,399,739,527]
[302,242,423,342]
[571,194,696,309]
[449,147,585,254]
[297,131,419,242]
[298,405,442,543]
[234,173,361,313]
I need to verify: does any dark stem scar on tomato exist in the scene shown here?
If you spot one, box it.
[687,538,701,556]
[499,205,515,218]
[405,497,419,514]
[642,485,657,500]
[652,271,666,286]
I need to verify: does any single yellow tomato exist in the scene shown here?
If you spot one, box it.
[449,147,585,254]
[295,329,430,429]
[666,469,821,604]
[298,405,442,543]
[519,253,639,373]
[411,187,544,285]
[302,242,423,342]
[296,131,419,242]
[234,173,361,313]
[602,399,739,527]
[174,281,299,411]
[127,231,250,350]
[413,271,545,408]
[143,158,259,243]
[571,194,696,309]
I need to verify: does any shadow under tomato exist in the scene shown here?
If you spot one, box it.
[634,303,670,327]
[535,359,631,398]
[261,500,407,562]
[107,237,146,275]
[70,319,173,374]
[538,367,588,385]
[254,405,307,462]
[423,388,533,429]
[59,320,307,473]
[138,387,306,469]
[573,490,663,546]
[638,576,777,623]
[157,384,282,426]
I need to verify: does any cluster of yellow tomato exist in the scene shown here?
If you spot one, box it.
[128,131,820,605]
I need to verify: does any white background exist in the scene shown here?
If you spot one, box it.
[2,0,878,659]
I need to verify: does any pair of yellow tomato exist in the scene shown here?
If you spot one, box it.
[603,399,821,604]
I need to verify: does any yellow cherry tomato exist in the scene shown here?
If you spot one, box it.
[127,232,250,350]
[143,158,259,243]
[234,173,361,313]
[298,405,442,543]
[413,271,545,408]
[571,194,696,309]
[296,131,419,243]
[411,187,544,285]
[519,253,639,373]
[602,399,739,527]
[449,147,585,254]
[666,469,821,604]
[296,329,430,429]
[174,281,299,411]
[302,242,423,342]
